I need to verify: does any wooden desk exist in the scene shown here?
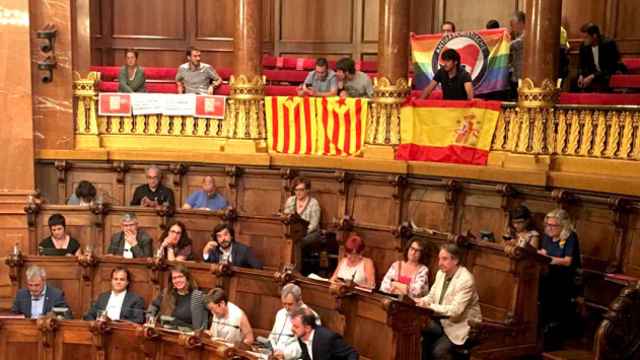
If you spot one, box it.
[0,318,259,360]
[4,255,431,360]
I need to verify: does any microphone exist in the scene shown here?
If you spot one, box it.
[210,318,240,329]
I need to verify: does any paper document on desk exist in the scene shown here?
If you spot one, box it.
[307,273,329,282]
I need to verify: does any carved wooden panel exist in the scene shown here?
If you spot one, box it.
[42,262,87,316]
[405,186,448,231]
[178,212,224,261]
[442,0,519,32]
[0,326,39,360]
[459,191,505,241]
[354,227,400,285]
[228,275,281,335]
[471,250,514,322]
[112,0,186,39]
[235,218,284,269]
[237,173,282,216]
[66,169,120,205]
[280,0,354,43]
[195,0,234,40]
[350,180,398,227]
[624,211,640,277]
[573,206,616,271]
[562,0,608,39]
[362,0,379,43]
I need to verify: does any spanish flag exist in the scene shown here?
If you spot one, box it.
[397,100,501,165]
[266,96,316,155]
[316,97,368,156]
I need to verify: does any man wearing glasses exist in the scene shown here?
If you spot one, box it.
[130,165,175,208]
[107,212,153,258]
[298,58,337,97]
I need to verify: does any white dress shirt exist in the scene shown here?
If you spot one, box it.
[30,285,47,319]
[269,304,320,360]
[123,240,133,259]
[105,290,127,320]
[592,46,601,72]
[303,329,315,360]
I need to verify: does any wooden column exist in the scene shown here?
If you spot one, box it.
[522,0,562,86]
[225,0,266,154]
[364,0,411,160]
[493,0,562,169]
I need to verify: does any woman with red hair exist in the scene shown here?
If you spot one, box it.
[329,234,376,289]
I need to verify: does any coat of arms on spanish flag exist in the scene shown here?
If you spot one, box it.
[265,96,317,155]
[396,100,501,165]
[316,97,368,156]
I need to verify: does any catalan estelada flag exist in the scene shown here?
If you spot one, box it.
[265,96,316,155]
[411,28,510,94]
[316,97,368,156]
[396,100,501,165]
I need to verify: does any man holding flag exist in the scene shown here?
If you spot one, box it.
[419,49,473,100]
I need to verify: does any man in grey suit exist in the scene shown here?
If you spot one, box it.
[84,266,145,323]
[11,265,72,319]
[107,212,153,258]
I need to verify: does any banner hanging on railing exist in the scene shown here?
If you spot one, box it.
[265,96,368,156]
[396,99,501,165]
[98,93,226,118]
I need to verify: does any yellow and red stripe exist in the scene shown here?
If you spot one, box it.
[316,97,368,156]
[266,96,316,155]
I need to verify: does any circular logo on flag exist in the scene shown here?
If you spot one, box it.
[432,32,490,86]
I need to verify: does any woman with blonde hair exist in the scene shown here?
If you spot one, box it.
[538,208,582,350]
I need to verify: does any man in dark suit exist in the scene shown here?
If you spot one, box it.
[83,267,145,323]
[107,212,153,258]
[577,22,625,92]
[202,222,262,269]
[11,265,72,319]
[288,308,358,360]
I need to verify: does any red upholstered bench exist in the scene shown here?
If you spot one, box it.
[623,58,640,74]
[559,92,640,105]
[610,74,640,89]
[264,69,308,84]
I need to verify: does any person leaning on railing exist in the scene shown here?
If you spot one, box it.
[335,57,373,98]
[157,220,194,262]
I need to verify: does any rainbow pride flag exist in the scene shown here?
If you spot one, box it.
[411,28,510,95]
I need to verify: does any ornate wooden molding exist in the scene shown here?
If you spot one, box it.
[89,318,112,350]
[387,175,407,200]
[24,192,43,229]
[224,166,242,189]
[77,252,99,281]
[155,204,175,229]
[209,263,233,278]
[496,184,516,211]
[392,222,414,253]
[37,315,58,348]
[334,170,352,195]
[54,160,70,183]
[607,197,631,273]
[4,252,24,284]
[551,189,575,209]
[222,207,238,223]
[168,163,189,187]
[111,161,129,184]
[273,264,295,285]
[146,257,169,285]
[280,168,298,193]
[90,201,111,228]
[177,333,203,350]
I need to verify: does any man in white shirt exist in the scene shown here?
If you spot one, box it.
[417,243,482,360]
[270,284,320,359]
[83,267,145,323]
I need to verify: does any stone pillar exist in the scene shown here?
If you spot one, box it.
[365,0,411,159]
[514,0,562,158]
[0,0,37,295]
[225,0,266,153]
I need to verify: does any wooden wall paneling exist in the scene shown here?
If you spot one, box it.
[562,0,609,41]
[237,170,282,216]
[410,0,435,35]
[612,0,640,55]
[458,187,506,242]
[349,175,399,228]
[352,226,400,285]
[36,162,60,204]
[235,217,286,269]
[470,249,515,322]
[280,0,354,43]
[441,0,519,32]
[227,275,281,337]
[112,0,186,40]
[95,260,156,308]
[123,166,178,207]
[195,0,235,41]
[296,281,347,335]
[0,323,40,360]
[344,297,394,360]
[404,182,448,231]
[624,210,640,277]
[300,171,343,229]
[573,204,617,272]
[362,0,378,44]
